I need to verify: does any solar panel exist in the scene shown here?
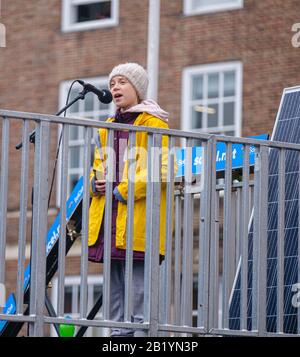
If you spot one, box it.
[229,86,300,333]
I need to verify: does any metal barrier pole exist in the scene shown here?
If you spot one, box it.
[174,193,182,335]
[252,145,268,335]
[181,138,193,331]
[208,137,217,331]
[161,136,175,332]
[16,120,30,314]
[102,129,114,320]
[28,121,49,336]
[124,131,136,322]
[240,144,250,330]
[277,148,285,333]
[197,137,214,331]
[57,123,69,318]
[222,142,233,328]
[213,186,220,328]
[0,117,9,314]
[79,126,92,319]
[145,133,161,337]
[144,134,153,328]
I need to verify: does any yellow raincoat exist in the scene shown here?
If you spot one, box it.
[88,112,173,256]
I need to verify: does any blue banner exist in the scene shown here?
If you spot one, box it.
[176,134,268,177]
[0,176,84,333]
[0,294,16,331]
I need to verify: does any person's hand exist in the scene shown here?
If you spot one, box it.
[94,179,106,196]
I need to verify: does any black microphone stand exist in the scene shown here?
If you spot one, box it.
[16,89,88,150]
[15,87,90,336]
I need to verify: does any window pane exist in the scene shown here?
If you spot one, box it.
[207,103,218,127]
[69,146,80,168]
[194,139,203,146]
[93,285,103,303]
[69,127,84,146]
[76,1,111,23]
[225,130,235,136]
[90,143,95,166]
[192,107,203,129]
[64,286,73,313]
[192,0,237,8]
[98,101,110,111]
[69,174,80,193]
[192,75,203,100]
[68,90,80,113]
[224,71,235,96]
[208,73,219,98]
[69,125,79,141]
[224,102,234,125]
[84,92,94,112]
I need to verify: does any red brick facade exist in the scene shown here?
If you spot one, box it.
[1,1,300,131]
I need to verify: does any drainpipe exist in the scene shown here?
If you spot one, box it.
[147,0,160,101]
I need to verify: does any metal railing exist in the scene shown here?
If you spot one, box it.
[1,109,300,337]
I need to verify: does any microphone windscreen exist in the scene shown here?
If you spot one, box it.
[101,89,113,104]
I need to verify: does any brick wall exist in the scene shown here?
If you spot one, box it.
[158,0,300,133]
[1,1,298,130]
[1,0,300,213]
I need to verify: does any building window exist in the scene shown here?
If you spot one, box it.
[182,62,242,137]
[58,77,114,202]
[51,275,109,337]
[184,0,243,16]
[62,0,119,32]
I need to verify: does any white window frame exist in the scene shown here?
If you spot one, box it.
[51,275,109,337]
[181,61,243,136]
[57,76,114,207]
[62,0,119,33]
[183,0,243,16]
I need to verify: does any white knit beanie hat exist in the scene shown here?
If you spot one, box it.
[109,62,149,101]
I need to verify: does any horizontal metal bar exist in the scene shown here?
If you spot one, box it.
[0,109,214,139]
[0,314,36,323]
[2,109,300,150]
[266,332,300,337]
[209,328,300,337]
[43,316,149,330]
[209,328,259,337]
[173,180,255,197]
[157,324,207,334]
[2,314,296,337]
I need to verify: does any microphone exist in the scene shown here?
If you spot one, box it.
[77,80,113,104]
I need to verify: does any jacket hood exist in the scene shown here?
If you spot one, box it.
[124,99,169,123]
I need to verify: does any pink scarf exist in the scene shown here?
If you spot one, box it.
[124,99,169,123]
